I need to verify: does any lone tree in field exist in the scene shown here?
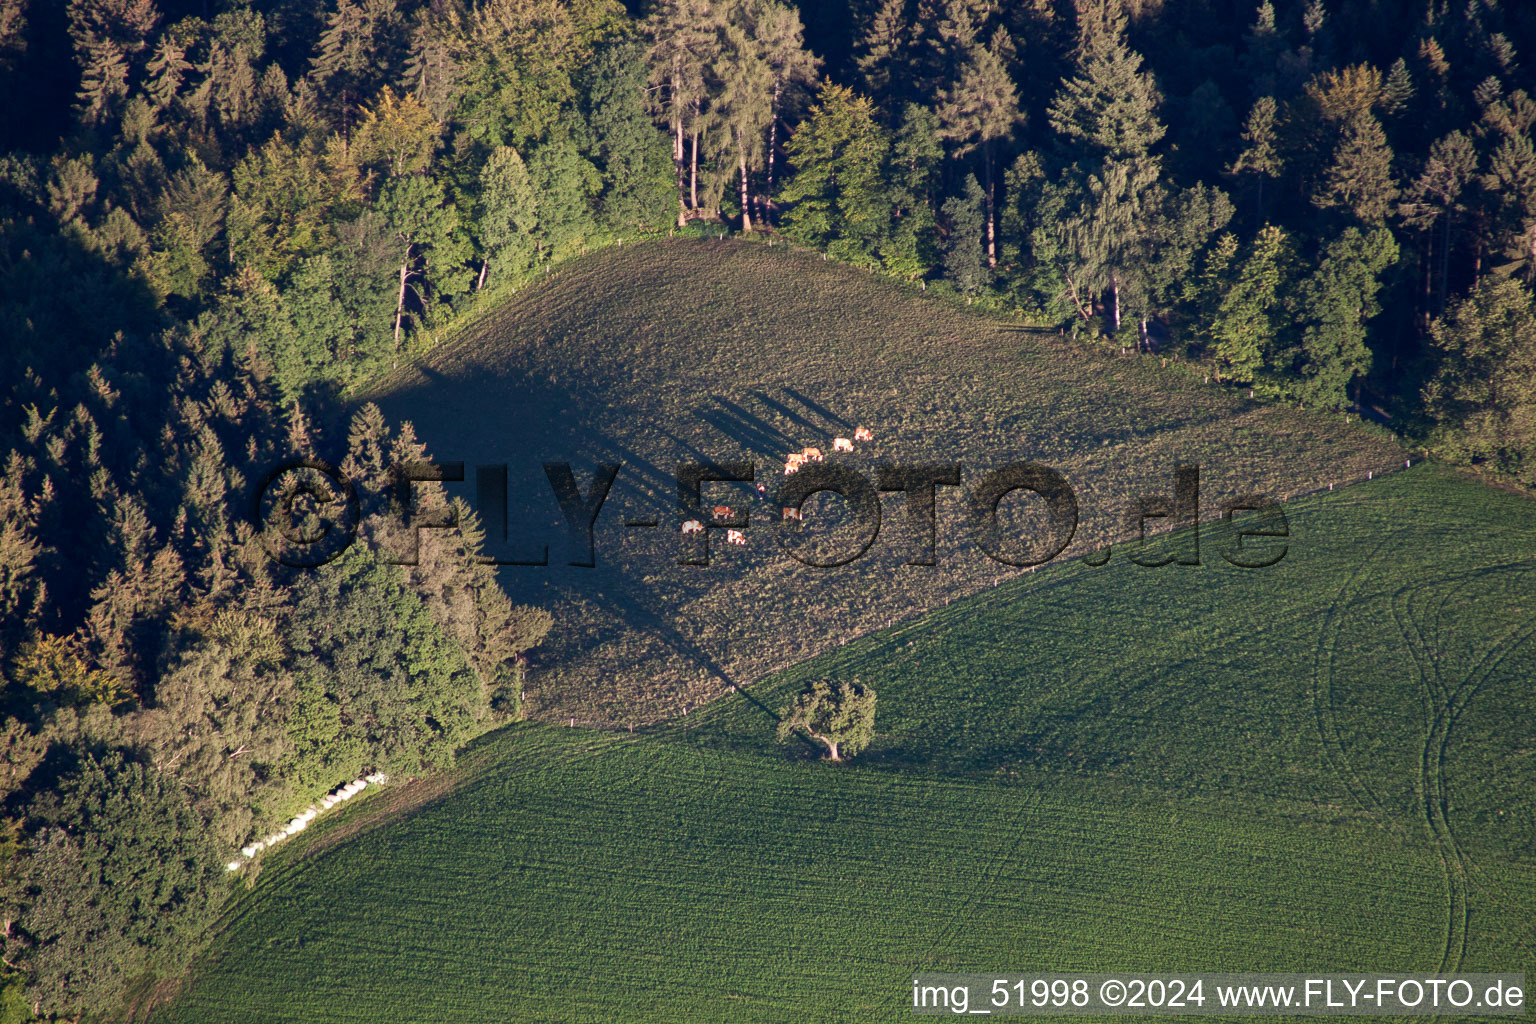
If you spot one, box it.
[776,679,876,761]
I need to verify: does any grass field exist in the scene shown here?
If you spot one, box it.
[363,238,1406,727]
[157,464,1536,1023]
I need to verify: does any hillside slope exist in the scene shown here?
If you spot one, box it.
[368,238,1405,726]
[157,467,1535,1024]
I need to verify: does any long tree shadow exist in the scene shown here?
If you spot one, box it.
[696,395,798,456]
[588,434,680,510]
[748,389,830,439]
[575,579,787,734]
[782,385,854,430]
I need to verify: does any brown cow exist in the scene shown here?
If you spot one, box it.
[726,529,746,545]
[854,426,873,442]
[833,437,854,452]
[782,507,802,521]
[712,505,733,518]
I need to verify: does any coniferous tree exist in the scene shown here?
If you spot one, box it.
[1289,226,1398,408]
[0,0,25,77]
[46,155,100,231]
[1477,84,1536,143]
[779,80,891,262]
[645,0,721,223]
[1047,0,1164,160]
[942,173,987,294]
[1210,224,1293,382]
[1239,1,1285,101]
[1314,111,1399,225]
[753,0,818,209]
[66,0,160,123]
[0,461,42,633]
[885,103,944,277]
[400,4,465,122]
[854,0,907,111]
[147,158,228,303]
[309,0,406,137]
[1042,0,1167,330]
[1399,130,1476,315]
[77,42,132,124]
[1483,133,1536,284]
[716,12,774,231]
[1414,35,1452,122]
[1229,96,1282,224]
[937,26,1022,267]
[1381,57,1414,117]
[1188,230,1239,332]
[1123,183,1234,350]
[1178,80,1237,172]
[580,40,675,231]
[144,37,191,109]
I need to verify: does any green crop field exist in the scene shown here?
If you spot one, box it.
[156,463,1536,1024]
[363,239,1405,727]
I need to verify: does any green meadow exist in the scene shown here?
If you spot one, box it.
[158,464,1536,1024]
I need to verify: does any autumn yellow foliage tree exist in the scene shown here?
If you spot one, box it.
[9,633,131,707]
[354,87,441,178]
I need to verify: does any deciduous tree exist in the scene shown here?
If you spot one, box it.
[478,144,540,282]
[378,173,470,356]
[10,748,221,1019]
[775,679,876,761]
[353,86,440,178]
[1423,276,1536,482]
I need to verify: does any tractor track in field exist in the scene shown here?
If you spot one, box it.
[1310,525,1484,976]
[1425,563,1536,964]
[1391,580,1469,974]
[1311,531,1400,825]
[914,783,1045,974]
[1389,559,1536,973]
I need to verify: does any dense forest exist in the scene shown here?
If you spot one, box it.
[0,0,1534,1018]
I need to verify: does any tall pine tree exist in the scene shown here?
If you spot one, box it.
[937,25,1022,267]
[1042,0,1167,330]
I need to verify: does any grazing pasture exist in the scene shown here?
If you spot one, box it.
[365,239,1404,726]
[157,465,1536,1024]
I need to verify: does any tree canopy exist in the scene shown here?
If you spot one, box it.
[776,679,877,762]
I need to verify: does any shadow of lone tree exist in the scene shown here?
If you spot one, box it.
[775,680,876,762]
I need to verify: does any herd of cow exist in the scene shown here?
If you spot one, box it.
[679,425,875,543]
